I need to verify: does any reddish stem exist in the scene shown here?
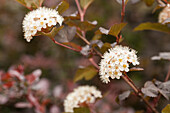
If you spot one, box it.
[152,67,170,108]
[89,58,99,69]
[51,38,81,52]
[117,0,126,44]
[121,0,125,23]
[122,74,159,113]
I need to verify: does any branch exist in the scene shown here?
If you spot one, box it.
[121,0,125,23]
[117,0,126,44]
[76,32,102,57]
[152,66,170,108]
[76,32,90,45]
[50,38,81,52]
[89,58,99,69]
[122,74,159,113]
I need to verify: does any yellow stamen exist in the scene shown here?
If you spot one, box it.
[123,64,127,68]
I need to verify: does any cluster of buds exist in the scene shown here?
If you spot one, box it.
[22,7,64,42]
[64,85,102,112]
[99,45,139,83]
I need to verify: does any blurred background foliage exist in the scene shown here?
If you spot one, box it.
[0,0,170,113]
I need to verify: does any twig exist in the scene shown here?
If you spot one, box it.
[89,58,99,69]
[76,32,90,45]
[50,38,81,52]
[121,0,125,23]
[39,0,42,7]
[75,0,83,20]
[165,67,170,82]
[117,0,126,44]
[122,74,159,113]
[152,67,170,108]
[76,32,102,57]
[75,0,102,69]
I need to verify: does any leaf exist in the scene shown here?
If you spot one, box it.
[156,80,170,100]
[74,107,90,113]
[162,104,170,113]
[100,43,112,54]
[66,20,95,31]
[74,66,98,82]
[90,40,104,49]
[142,80,170,99]
[134,22,170,34]
[26,69,42,85]
[42,26,64,38]
[143,0,154,6]
[15,0,44,9]
[141,81,159,97]
[56,1,69,14]
[118,90,131,101]
[99,27,109,35]
[80,0,94,9]
[160,80,170,92]
[158,89,169,100]
[129,67,144,71]
[108,23,127,37]
[80,45,91,56]
[55,26,76,43]
[92,30,102,40]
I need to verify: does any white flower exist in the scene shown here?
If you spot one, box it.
[158,4,170,24]
[64,85,102,112]
[99,45,140,83]
[22,7,64,42]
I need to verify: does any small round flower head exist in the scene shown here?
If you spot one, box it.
[158,4,170,24]
[64,85,102,112]
[99,45,139,84]
[22,7,64,42]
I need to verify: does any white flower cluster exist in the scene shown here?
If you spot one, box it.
[64,85,102,112]
[22,7,64,42]
[99,45,139,83]
[159,4,170,24]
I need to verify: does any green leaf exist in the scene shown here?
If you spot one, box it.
[108,23,127,37]
[144,0,154,6]
[74,66,98,82]
[74,107,90,113]
[15,0,44,9]
[92,30,102,40]
[100,43,111,54]
[80,0,94,9]
[56,1,69,14]
[41,26,64,37]
[66,20,95,31]
[134,22,170,34]
[162,104,170,113]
